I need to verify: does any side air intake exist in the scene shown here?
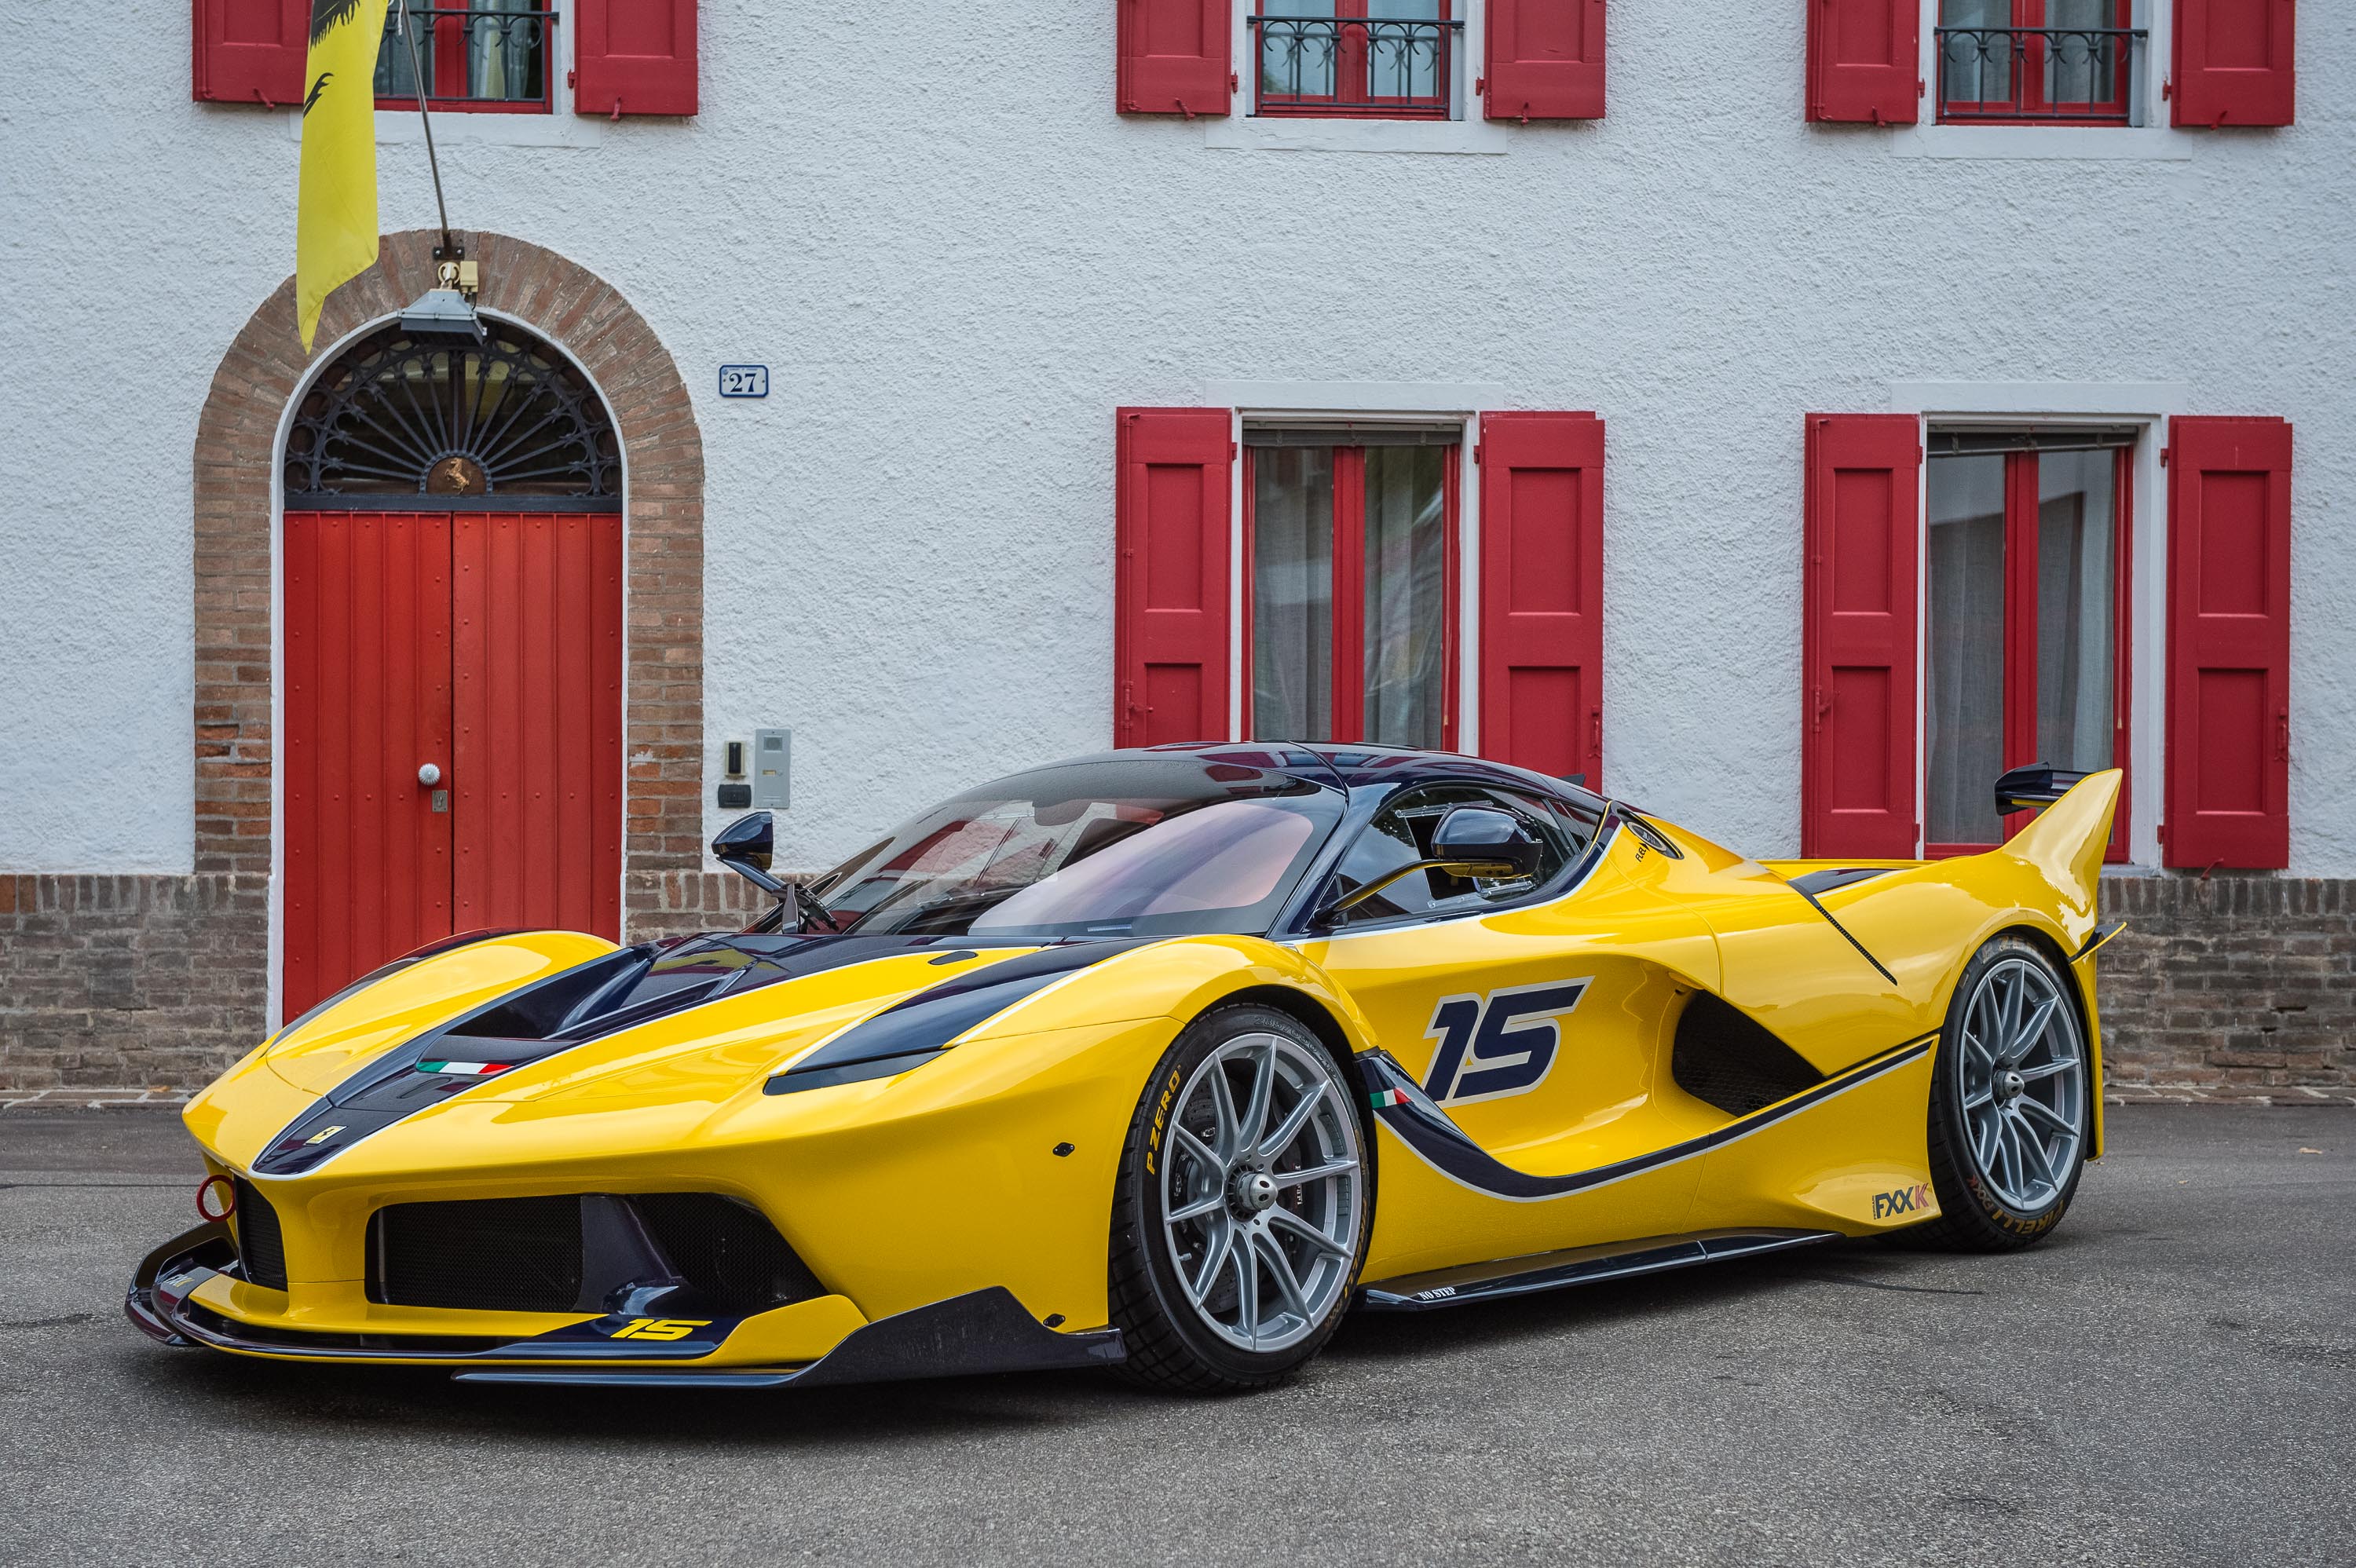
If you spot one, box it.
[1670,992,1825,1117]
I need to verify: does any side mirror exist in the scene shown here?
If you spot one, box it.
[712,811,774,870]
[1430,806,1543,880]
[1319,806,1544,923]
[712,812,788,897]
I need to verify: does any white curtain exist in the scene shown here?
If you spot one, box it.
[1941,0,2014,103]
[1252,448,1334,740]
[1362,446,1447,749]
[1926,455,2007,844]
[2035,449,2116,770]
[470,0,532,101]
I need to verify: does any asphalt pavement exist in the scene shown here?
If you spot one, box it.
[2,1105,2350,1567]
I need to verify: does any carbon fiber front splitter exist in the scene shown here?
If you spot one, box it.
[126,1223,1125,1389]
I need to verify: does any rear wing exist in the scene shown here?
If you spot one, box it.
[1994,764,2090,816]
[1999,768,2121,920]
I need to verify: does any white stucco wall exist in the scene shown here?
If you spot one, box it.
[0,4,2349,877]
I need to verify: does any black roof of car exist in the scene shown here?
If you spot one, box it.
[1136,741,1606,808]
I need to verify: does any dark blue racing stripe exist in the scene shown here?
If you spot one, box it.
[1358,1032,1939,1202]
[764,939,1155,1092]
[252,934,1041,1175]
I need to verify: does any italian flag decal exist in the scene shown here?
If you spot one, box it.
[1370,1088,1410,1109]
[416,1060,512,1076]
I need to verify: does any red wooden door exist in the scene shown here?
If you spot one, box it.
[283,510,623,1017]
[453,514,625,938]
[284,514,456,1016]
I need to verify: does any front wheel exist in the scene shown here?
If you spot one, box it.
[1108,1004,1370,1393]
[1919,935,2092,1251]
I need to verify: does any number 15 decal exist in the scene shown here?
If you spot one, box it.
[1421,979,1591,1106]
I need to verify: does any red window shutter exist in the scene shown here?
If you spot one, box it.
[573,0,699,117]
[2164,417,2292,868]
[1115,408,1233,747]
[1483,0,1606,121]
[1478,412,1604,785]
[1118,0,1231,117]
[192,0,309,107]
[2173,0,2296,126]
[1802,415,1921,859]
[1805,0,1919,125]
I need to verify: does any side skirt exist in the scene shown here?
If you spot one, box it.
[1355,1228,1840,1312]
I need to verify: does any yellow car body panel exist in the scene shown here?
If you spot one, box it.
[132,757,2121,1387]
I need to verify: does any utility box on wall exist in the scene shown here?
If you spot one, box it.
[752,729,791,809]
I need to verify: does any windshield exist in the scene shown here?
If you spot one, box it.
[815,757,1344,940]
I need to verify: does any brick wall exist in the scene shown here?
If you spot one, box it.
[2097,876,2356,1098]
[0,875,266,1092]
[0,872,771,1092]
[626,870,774,941]
[5,869,2350,1097]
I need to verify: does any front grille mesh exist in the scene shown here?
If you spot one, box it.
[367,1193,819,1316]
[631,1193,825,1314]
[370,1196,585,1312]
[233,1178,288,1291]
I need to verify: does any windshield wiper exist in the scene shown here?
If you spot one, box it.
[847,886,1017,937]
[782,881,842,934]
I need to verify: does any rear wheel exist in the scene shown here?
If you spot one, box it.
[1919,935,2091,1251]
[1108,1004,1369,1393]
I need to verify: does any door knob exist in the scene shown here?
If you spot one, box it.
[418,763,443,787]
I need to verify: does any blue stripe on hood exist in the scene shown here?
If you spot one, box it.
[766,940,1155,1087]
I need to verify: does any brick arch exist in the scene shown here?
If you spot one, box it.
[193,230,737,978]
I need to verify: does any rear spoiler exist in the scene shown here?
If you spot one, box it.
[1994,764,2091,816]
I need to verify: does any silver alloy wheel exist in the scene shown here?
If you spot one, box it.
[1956,956,2086,1212]
[1159,1031,1363,1354]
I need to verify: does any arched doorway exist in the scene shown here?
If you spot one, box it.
[279,316,624,1014]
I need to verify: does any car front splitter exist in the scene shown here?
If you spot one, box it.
[127,1223,1125,1390]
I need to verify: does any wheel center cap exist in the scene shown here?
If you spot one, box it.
[1234,1170,1278,1213]
[1999,1069,2026,1101]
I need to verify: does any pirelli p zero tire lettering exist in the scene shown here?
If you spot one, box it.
[1919,934,2091,1252]
[1108,1003,1370,1393]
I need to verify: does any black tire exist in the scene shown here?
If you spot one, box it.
[1918,934,2092,1252]
[1108,1003,1371,1394]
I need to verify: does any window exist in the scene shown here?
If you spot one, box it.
[1245,429,1458,748]
[1922,429,2132,855]
[1252,2,1459,120]
[1805,411,2293,869]
[375,2,555,113]
[810,755,1345,940]
[1114,407,1601,778]
[190,0,697,117]
[1934,0,2144,124]
[1328,785,1584,926]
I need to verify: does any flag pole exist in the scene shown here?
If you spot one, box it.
[392,0,457,261]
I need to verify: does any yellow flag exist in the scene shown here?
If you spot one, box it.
[296,0,393,352]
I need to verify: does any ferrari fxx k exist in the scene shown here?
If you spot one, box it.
[130,746,2122,1393]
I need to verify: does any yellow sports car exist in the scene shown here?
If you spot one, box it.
[129,745,2122,1392]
